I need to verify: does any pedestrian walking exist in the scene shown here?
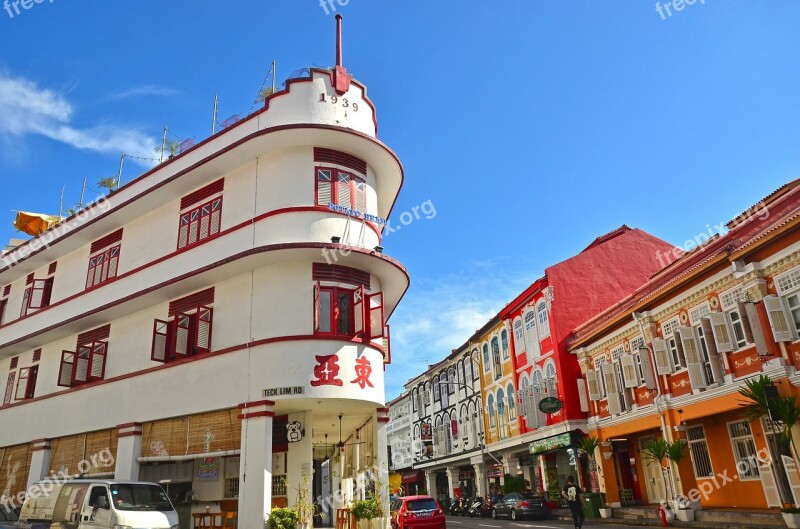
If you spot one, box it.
[561,476,584,529]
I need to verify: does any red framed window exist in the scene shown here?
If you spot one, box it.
[3,372,14,405]
[14,365,37,401]
[313,281,385,340]
[0,298,7,325]
[86,245,121,289]
[57,341,108,388]
[20,277,54,316]
[151,305,213,362]
[178,198,222,249]
[316,167,366,210]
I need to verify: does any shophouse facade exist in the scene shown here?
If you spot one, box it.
[0,31,407,529]
[569,179,800,510]
[486,227,674,504]
[387,393,414,496]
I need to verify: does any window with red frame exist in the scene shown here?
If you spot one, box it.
[152,306,213,363]
[58,342,108,388]
[14,365,38,400]
[3,371,15,404]
[21,277,54,316]
[316,168,366,210]
[313,282,385,340]
[178,198,222,249]
[86,245,121,289]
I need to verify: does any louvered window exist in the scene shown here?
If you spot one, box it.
[178,197,222,250]
[151,291,214,363]
[20,277,54,316]
[58,326,111,387]
[86,244,121,289]
[491,337,502,380]
[14,365,38,401]
[316,167,366,211]
[314,283,385,340]
[661,318,684,369]
[513,318,526,354]
[501,329,510,360]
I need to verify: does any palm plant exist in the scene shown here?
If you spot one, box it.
[578,436,604,506]
[97,177,118,193]
[739,375,800,451]
[641,438,670,502]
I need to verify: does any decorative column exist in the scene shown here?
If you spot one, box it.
[238,400,275,529]
[27,439,51,488]
[445,467,456,498]
[376,408,390,528]
[472,462,485,496]
[114,423,142,480]
[424,470,433,496]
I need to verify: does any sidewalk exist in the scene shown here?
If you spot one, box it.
[551,506,785,529]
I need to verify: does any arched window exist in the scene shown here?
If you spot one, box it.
[545,362,557,396]
[433,375,440,401]
[412,388,419,413]
[524,310,540,358]
[537,302,550,338]
[514,318,526,354]
[507,383,516,420]
[491,337,502,379]
[472,350,480,381]
[501,329,510,360]
[459,360,466,387]
[447,367,456,394]
[487,395,496,428]
[483,343,490,372]
[497,388,506,416]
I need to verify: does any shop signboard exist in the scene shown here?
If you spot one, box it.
[487,464,504,478]
[529,432,572,454]
[538,397,563,414]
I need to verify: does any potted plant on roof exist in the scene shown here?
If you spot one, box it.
[578,436,612,518]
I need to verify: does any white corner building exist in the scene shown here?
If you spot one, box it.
[0,20,407,529]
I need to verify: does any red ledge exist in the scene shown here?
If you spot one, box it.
[115,422,142,430]
[377,417,391,423]
[0,242,408,351]
[238,400,275,409]
[0,121,403,276]
[0,334,387,412]
[376,407,389,413]
[237,411,276,420]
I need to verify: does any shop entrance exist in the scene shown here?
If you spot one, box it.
[638,436,666,504]
[612,441,640,505]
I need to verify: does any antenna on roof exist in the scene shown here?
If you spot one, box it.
[332,14,350,95]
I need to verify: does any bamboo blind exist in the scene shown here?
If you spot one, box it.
[141,409,240,457]
[0,444,31,501]
[358,419,374,471]
[47,429,118,476]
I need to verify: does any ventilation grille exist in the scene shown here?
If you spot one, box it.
[180,179,225,210]
[48,262,57,275]
[26,273,34,285]
[169,287,215,316]
[2,285,9,297]
[32,349,41,363]
[91,229,123,254]
[312,263,371,289]
[77,324,111,345]
[10,357,18,369]
[314,148,367,175]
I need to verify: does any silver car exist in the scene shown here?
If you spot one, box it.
[491,492,549,521]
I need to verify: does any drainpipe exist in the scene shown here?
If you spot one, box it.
[633,312,678,504]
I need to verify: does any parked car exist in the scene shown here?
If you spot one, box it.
[0,504,19,529]
[490,492,549,521]
[391,495,446,529]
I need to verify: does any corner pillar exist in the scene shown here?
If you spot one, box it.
[237,400,275,529]
[27,439,51,488]
[114,423,142,480]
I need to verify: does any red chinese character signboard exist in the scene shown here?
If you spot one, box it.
[311,354,343,387]
[351,356,374,389]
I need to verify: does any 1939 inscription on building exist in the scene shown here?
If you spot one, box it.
[263,386,305,397]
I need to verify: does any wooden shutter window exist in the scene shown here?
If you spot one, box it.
[173,313,193,357]
[652,339,673,375]
[737,301,756,344]
[708,312,735,352]
[180,179,224,210]
[586,370,601,401]
[353,287,364,335]
[367,292,385,339]
[3,372,15,404]
[77,325,111,346]
[700,318,725,383]
[678,327,707,389]
[382,325,391,364]
[169,288,215,317]
[314,147,367,175]
[764,295,795,342]
[151,320,171,362]
[744,302,770,356]
[58,351,75,388]
[90,228,123,254]
[637,348,658,390]
[621,355,640,388]
[195,306,213,354]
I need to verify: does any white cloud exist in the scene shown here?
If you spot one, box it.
[0,72,158,165]
[107,85,180,100]
[384,263,534,398]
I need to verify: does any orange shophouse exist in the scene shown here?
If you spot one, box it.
[491,227,673,503]
[569,179,800,510]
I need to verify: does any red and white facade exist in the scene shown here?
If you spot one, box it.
[0,44,407,529]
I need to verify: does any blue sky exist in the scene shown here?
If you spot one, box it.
[1,1,798,399]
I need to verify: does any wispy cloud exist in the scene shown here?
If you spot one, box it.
[384,261,535,399]
[0,72,158,165]
[107,85,181,101]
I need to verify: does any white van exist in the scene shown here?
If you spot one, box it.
[17,479,179,529]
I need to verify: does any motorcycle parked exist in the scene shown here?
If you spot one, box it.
[467,497,485,517]
[449,497,465,516]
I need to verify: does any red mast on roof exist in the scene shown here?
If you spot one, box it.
[333,14,351,95]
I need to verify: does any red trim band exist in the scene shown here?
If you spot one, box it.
[238,400,275,409]
[238,411,275,420]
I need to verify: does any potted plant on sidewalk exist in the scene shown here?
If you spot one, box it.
[665,440,693,522]
[578,436,612,518]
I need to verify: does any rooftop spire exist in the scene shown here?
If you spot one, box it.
[332,14,350,95]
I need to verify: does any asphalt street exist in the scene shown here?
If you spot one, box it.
[444,515,647,529]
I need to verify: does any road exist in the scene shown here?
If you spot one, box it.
[444,515,648,529]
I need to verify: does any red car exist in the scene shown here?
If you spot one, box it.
[390,496,446,529]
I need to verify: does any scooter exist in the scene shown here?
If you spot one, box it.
[460,498,472,517]
[449,497,465,516]
[468,497,485,517]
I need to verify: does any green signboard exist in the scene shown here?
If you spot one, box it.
[529,432,572,454]
[538,397,563,414]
